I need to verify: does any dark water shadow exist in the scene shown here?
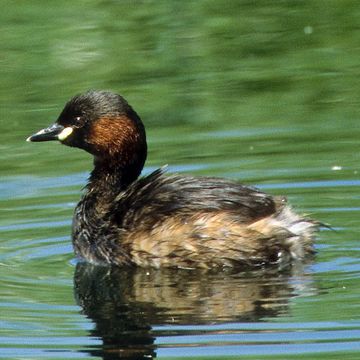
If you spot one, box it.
[74,262,314,359]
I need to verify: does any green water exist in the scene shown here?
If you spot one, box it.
[1,1,360,359]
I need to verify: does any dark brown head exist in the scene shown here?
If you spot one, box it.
[27,90,147,183]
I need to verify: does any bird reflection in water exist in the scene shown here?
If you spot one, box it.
[74,262,314,359]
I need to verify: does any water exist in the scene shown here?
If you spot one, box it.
[1,1,360,359]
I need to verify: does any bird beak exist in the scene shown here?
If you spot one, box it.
[26,123,73,142]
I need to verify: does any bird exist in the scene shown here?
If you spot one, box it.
[27,90,319,269]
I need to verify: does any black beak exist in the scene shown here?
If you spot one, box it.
[26,123,65,142]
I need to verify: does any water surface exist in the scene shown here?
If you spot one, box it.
[1,1,360,359]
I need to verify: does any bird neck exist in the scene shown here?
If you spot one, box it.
[87,158,141,198]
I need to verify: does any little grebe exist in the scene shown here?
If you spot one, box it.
[27,90,318,269]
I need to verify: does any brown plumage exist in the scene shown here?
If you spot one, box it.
[27,90,319,269]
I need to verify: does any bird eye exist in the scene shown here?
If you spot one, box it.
[74,116,83,127]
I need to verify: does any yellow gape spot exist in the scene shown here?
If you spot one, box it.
[58,127,73,141]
